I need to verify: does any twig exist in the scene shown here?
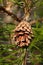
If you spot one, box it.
[0,6,21,22]
[30,18,43,25]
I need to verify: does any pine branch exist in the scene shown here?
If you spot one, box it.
[30,18,43,25]
[28,0,40,14]
[0,6,21,22]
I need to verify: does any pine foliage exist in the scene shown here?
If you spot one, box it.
[0,0,43,65]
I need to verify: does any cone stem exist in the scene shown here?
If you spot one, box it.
[22,49,27,65]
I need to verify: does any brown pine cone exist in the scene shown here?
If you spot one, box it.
[11,21,34,47]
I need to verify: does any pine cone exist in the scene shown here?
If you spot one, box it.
[11,21,34,47]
